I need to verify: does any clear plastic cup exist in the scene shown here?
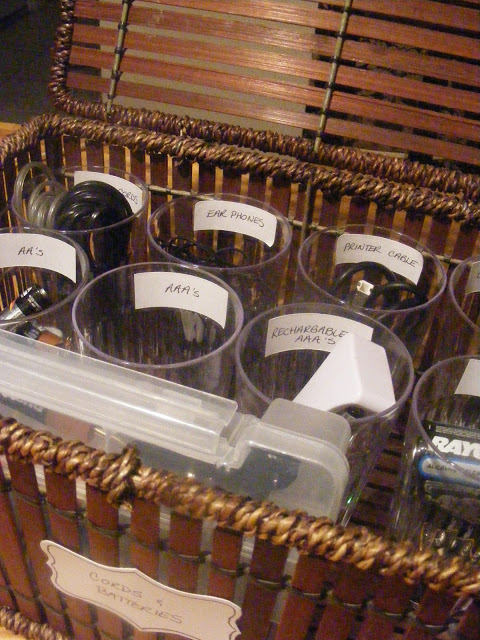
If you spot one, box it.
[433,256,480,361]
[0,227,90,346]
[11,163,149,276]
[72,262,244,396]
[295,224,446,363]
[147,193,292,322]
[389,356,480,555]
[234,301,414,524]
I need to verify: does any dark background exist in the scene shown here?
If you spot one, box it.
[0,0,60,123]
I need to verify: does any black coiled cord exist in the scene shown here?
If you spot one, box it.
[13,162,134,275]
[331,261,427,310]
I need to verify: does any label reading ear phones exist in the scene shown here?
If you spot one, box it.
[455,359,480,397]
[134,272,229,328]
[194,200,278,247]
[74,171,144,213]
[335,233,424,284]
[264,313,373,357]
[0,233,77,282]
[466,260,480,295]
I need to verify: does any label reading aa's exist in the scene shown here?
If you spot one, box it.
[466,260,480,295]
[0,233,77,282]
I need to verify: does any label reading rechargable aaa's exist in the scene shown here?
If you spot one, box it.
[0,233,77,282]
[264,313,373,357]
[194,200,278,247]
[466,260,480,296]
[41,541,241,639]
[335,233,424,284]
[134,272,229,328]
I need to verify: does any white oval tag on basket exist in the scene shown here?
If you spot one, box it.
[194,199,278,246]
[335,233,424,284]
[41,540,241,639]
[134,271,229,328]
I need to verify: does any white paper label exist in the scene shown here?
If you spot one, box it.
[41,541,240,639]
[74,170,144,213]
[194,200,278,247]
[134,272,229,328]
[455,359,480,397]
[264,313,373,357]
[0,233,77,282]
[335,233,424,284]
[466,260,480,295]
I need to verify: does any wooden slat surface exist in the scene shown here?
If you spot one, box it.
[346,13,479,59]
[55,0,480,166]
[328,0,480,31]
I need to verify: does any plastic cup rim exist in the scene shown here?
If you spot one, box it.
[147,192,293,274]
[297,223,447,316]
[234,300,415,425]
[72,261,245,371]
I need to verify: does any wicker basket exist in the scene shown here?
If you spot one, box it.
[0,112,479,640]
[0,1,480,638]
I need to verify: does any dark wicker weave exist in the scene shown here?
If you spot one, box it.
[0,411,479,640]
[0,1,480,637]
[1,113,479,228]
[49,0,480,182]
[0,112,479,640]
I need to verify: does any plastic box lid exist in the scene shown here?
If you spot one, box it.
[0,330,349,520]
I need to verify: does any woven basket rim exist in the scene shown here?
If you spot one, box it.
[47,0,480,201]
[1,416,480,599]
[1,113,479,228]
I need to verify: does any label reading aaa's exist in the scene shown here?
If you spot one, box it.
[134,272,229,328]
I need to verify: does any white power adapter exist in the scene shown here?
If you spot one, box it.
[294,332,396,415]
